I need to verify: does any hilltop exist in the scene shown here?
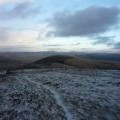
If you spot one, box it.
[25,55,120,70]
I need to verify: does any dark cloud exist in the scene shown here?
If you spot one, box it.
[93,36,120,50]
[93,36,115,46]
[50,6,120,37]
[43,43,81,47]
[113,42,120,49]
[75,43,81,45]
[43,44,61,47]
[0,1,40,19]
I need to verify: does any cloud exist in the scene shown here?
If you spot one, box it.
[50,6,120,37]
[0,27,17,42]
[0,24,51,51]
[0,29,40,51]
[0,1,40,19]
[113,42,120,49]
[43,44,61,47]
[93,36,115,46]
[92,36,120,50]
[0,27,39,46]
[0,28,9,41]
[0,44,42,52]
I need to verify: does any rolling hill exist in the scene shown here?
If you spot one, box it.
[25,55,120,70]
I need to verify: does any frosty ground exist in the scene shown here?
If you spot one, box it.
[0,69,120,120]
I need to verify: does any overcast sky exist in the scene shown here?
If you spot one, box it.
[0,0,120,52]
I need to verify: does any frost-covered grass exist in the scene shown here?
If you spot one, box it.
[0,73,66,120]
[0,69,120,120]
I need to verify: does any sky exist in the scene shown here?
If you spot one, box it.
[0,0,120,52]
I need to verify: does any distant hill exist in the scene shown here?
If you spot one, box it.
[73,53,120,62]
[0,52,56,70]
[0,52,120,70]
[0,57,23,70]
[25,55,120,70]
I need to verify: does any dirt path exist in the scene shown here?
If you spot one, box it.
[25,75,73,120]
